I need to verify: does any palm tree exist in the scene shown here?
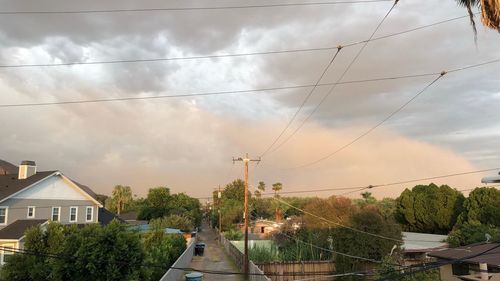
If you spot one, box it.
[255,181,266,198]
[456,0,500,34]
[272,182,282,197]
[111,185,133,215]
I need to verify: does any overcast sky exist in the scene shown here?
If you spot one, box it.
[1,0,499,199]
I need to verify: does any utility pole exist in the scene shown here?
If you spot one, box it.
[218,185,222,235]
[233,153,260,275]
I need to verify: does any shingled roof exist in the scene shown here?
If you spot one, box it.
[0,219,48,239]
[0,171,56,202]
[428,243,500,268]
[0,160,17,176]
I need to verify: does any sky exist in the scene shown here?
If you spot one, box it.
[0,0,499,200]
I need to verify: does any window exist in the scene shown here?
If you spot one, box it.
[1,246,15,265]
[86,206,93,222]
[69,207,78,223]
[27,206,35,219]
[51,207,60,222]
[0,207,7,225]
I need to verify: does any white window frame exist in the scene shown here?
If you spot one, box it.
[51,207,61,222]
[0,245,15,265]
[85,206,93,222]
[0,207,8,225]
[27,206,36,219]
[69,206,78,223]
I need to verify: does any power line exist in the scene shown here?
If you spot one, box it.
[339,167,500,196]
[265,0,399,155]
[0,14,472,69]
[259,47,343,157]
[294,72,446,168]
[278,231,383,263]
[0,71,445,108]
[203,168,500,200]
[0,1,393,15]
[274,196,404,243]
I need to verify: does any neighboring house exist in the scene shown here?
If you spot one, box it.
[118,211,147,226]
[402,232,448,265]
[428,243,500,281]
[250,219,280,237]
[0,160,113,264]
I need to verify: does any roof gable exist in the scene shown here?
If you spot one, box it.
[0,171,56,201]
[11,174,98,203]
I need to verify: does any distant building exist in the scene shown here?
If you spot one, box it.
[428,243,500,281]
[402,231,448,265]
[0,159,118,265]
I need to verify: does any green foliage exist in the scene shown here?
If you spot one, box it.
[303,196,357,229]
[110,185,133,215]
[142,230,186,281]
[150,214,194,232]
[224,228,244,240]
[1,221,145,281]
[458,187,500,226]
[138,187,202,227]
[249,244,280,263]
[377,257,440,281]
[395,183,465,234]
[223,179,247,201]
[334,206,402,278]
[447,222,500,247]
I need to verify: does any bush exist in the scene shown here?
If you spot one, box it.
[224,228,243,240]
[447,222,500,247]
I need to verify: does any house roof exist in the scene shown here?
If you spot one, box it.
[0,219,47,240]
[0,160,17,175]
[0,171,56,201]
[98,208,125,225]
[428,243,500,268]
[402,232,448,252]
[118,212,138,221]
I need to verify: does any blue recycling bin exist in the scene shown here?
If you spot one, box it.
[185,272,203,281]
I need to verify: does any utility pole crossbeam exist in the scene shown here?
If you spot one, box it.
[232,153,261,275]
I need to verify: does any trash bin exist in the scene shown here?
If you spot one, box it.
[194,243,205,256]
[185,272,203,281]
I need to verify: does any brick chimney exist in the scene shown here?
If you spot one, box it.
[18,160,36,179]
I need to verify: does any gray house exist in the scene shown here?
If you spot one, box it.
[0,160,104,264]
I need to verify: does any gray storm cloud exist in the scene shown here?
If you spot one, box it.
[0,0,499,198]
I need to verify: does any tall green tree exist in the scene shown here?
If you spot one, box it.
[272,182,283,197]
[458,187,500,226]
[254,181,266,198]
[395,183,465,234]
[111,185,133,215]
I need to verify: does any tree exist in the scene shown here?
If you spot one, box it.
[254,181,266,198]
[223,179,247,201]
[303,196,357,229]
[395,183,465,234]
[111,185,133,215]
[333,206,402,280]
[150,214,194,232]
[458,187,500,226]
[455,0,500,34]
[272,182,283,197]
[447,222,500,247]
[1,221,145,281]
[146,186,171,209]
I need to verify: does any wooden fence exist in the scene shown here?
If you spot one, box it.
[219,234,271,281]
[256,261,335,281]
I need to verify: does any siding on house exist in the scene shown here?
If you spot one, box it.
[1,198,98,227]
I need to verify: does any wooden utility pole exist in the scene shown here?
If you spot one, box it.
[218,186,222,234]
[233,153,260,275]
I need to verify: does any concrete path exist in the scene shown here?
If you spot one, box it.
[184,223,244,281]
